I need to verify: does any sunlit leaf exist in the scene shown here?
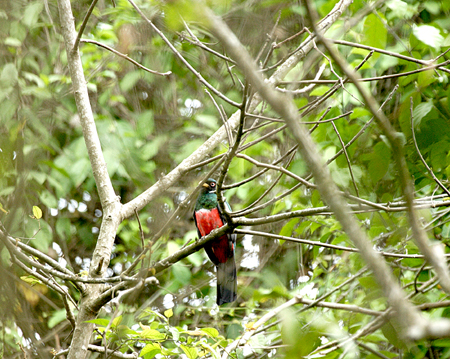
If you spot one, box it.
[140,343,161,357]
[201,327,219,338]
[22,1,44,28]
[32,206,42,219]
[111,315,123,328]
[412,101,433,128]
[180,344,198,359]
[85,319,110,327]
[140,329,165,340]
[412,24,444,49]
[164,309,173,318]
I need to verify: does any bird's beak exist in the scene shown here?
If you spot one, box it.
[202,183,209,188]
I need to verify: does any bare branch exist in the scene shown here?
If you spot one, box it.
[57,0,116,208]
[54,345,139,358]
[74,0,99,51]
[57,0,124,357]
[236,229,450,259]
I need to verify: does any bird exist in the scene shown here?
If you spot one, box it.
[193,178,237,305]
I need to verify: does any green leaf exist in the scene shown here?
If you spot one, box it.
[140,328,165,340]
[136,110,154,137]
[22,1,44,28]
[48,309,68,329]
[69,158,91,187]
[195,114,219,131]
[29,170,46,185]
[22,72,46,88]
[367,141,391,183]
[140,343,161,357]
[164,0,200,30]
[443,34,450,47]
[432,339,450,348]
[111,315,123,328]
[358,276,378,290]
[413,101,433,128]
[442,223,450,238]
[164,309,173,318]
[201,327,219,338]
[423,1,441,15]
[172,263,192,285]
[310,85,330,96]
[385,0,418,20]
[350,107,371,120]
[180,344,198,359]
[412,24,443,49]
[381,321,407,349]
[28,219,52,252]
[32,206,42,219]
[173,139,205,163]
[1,63,18,87]
[140,140,161,161]
[120,70,142,92]
[169,326,180,341]
[417,70,436,89]
[85,318,110,327]
[4,37,22,47]
[20,275,41,285]
[39,190,58,209]
[363,14,387,57]
[279,218,299,237]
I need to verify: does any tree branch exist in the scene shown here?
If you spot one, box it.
[120,0,353,220]
[304,0,450,296]
[80,39,172,76]
[57,0,123,357]
[204,1,430,340]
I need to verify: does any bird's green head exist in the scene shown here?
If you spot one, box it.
[195,178,218,210]
[201,178,217,193]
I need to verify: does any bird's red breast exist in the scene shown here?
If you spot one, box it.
[194,208,230,263]
[194,208,223,236]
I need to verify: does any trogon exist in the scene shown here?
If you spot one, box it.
[193,178,237,305]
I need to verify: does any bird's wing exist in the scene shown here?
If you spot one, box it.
[193,210,202,239]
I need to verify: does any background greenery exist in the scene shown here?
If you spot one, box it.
[1,0,450,357]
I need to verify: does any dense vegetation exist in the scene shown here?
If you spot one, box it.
[1,0,450,358]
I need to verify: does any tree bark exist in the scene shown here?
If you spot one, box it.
[57,0,122,357]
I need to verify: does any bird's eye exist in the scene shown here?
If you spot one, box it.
[210,182,216,187]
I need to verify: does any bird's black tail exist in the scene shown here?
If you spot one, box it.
[216,257,237,305]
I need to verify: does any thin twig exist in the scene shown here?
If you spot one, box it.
[80,39,172,76]
[204,89,232,146]
[127,0,240,108]
[134,208,145,249]
[331,119,359,197]
[73,0,99,52]
[181,22,236,64]
[235,229,450,259]
[216,85,249,225]
[275,63,326,94]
